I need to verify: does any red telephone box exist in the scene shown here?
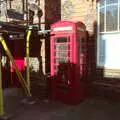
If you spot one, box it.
[50,20,88,104]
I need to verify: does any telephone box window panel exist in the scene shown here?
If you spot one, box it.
[55,52,69,58]
[54,36,70,67]
[50,20,88,104]
[55,58,69,64]
[55,37,69,43]
[55,44,70,51]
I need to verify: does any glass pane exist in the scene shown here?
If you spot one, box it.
[11,0,23,13]
[55,58,60,64]
[60,58,68,63]
[99,36,106,65]
[54,66,58,71]
[55,44,69,51]
[0,1,7,20]
[55,58,68,64]
[119,6,120,29]
[55,52,69,57]
[56,37,68,43]
[106,5,118,31]
[100,8,105,32]
[106,0,118,5]
[100,0,105,7]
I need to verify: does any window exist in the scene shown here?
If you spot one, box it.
[98,0,120,69]
[7,0,25,13]
[100,8,105,32]
[0,0,25,21]
[99,0,119,32]
[54,36,70,71]
[106,5,118,31]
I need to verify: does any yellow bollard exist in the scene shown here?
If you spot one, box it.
[0,36,31,96]
[26,30,32,93]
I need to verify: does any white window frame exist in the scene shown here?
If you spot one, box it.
[97,0,120,67]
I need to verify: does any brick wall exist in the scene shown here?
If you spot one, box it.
[61,0,97,35]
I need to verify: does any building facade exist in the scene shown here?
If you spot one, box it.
[1,0,120,94]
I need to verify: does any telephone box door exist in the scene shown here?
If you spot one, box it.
[51,34,75,101]
[50,20,88,104]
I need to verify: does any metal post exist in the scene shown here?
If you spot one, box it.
[26,29,32,94]
[0,42,4,116]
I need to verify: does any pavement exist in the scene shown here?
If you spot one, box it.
[3,88,120,120]
[5,98,120,120]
